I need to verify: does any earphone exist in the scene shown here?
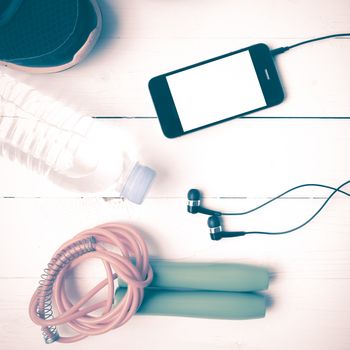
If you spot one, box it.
[187,188,248,240]
[207,215,247,240]
[187,189,221,216]
[187,180,350,240]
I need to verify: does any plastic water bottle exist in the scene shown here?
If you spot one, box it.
[0,71,156,204]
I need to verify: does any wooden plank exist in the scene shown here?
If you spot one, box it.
[0,197,349,277]
[3,0,349,117]
[0,118,349,197]
[105,0,350,40]
[6,38,349,117]
[1,275,350,349]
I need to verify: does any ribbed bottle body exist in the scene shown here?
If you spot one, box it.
[0,72,155,203]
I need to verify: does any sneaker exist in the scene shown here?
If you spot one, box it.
[0,0,102,73]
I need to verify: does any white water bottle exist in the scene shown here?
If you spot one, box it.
[0,72,156,204]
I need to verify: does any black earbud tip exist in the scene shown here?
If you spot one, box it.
[187,188,200,200]
[208,215,221,228]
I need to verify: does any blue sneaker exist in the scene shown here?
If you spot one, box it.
[0,0,102,73]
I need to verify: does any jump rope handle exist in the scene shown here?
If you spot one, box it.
[118,262,269,319]
[116,288,266,320]
[119,261,269,292]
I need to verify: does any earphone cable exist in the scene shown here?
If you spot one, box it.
[222,182,350,216]
[244,179,350,235]
[270,33,350,56]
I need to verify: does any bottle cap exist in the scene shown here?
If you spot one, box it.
[121,163,156,204]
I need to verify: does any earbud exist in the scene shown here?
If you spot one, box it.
[187,189,245,240]
[207,215,223,240]
[208,215,246,241]
[187,189,201,213]
[187,189,221,216]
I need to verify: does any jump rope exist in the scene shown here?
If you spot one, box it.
[29,33,350,343]
[29,222,269,343]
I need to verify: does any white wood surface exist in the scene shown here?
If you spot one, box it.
[1,0,350,349]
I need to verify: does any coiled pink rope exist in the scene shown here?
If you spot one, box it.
[29,222,153,343]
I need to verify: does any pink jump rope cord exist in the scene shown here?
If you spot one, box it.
[29,222,153,344]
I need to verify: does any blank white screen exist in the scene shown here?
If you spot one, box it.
[166,51,266,132]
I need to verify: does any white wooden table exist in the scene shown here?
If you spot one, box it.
[1,1,350,349]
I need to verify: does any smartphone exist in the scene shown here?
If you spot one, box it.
[149,43,284,138]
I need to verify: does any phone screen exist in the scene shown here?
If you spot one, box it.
[165,50,266,131]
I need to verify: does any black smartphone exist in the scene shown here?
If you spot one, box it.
[149,43,284,138]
